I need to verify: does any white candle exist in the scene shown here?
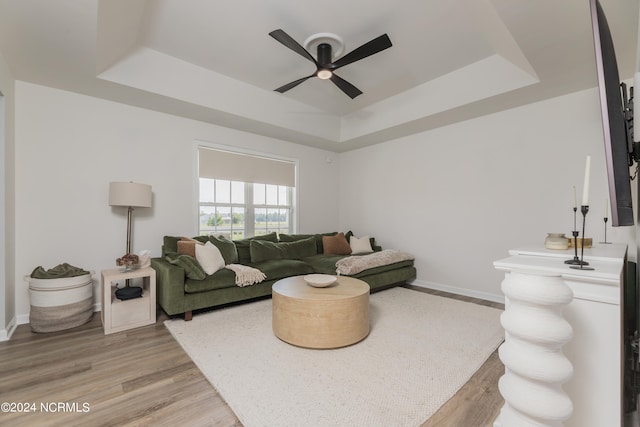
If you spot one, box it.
[582,155,591,205]
[573,186,577,209]
[605,199,608,217]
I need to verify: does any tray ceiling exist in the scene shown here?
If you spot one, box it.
[0,0,637,152]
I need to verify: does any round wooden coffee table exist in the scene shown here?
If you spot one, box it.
[272,275,370,349]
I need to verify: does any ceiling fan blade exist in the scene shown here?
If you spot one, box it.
[269,29,318,65]
[332,34,392,70]
[329,74,363,99]
[274,74,316,93]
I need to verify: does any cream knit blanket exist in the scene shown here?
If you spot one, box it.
[225,264,266,287]
[335,249,415,276]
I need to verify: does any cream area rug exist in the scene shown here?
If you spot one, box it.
[165,287,504,427]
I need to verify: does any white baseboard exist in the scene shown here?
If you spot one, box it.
[409,279,505,304]
[0,316,18,342]
[16,313,29,325]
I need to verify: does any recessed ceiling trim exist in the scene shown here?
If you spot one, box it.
[340,54,540,141]
[97,46,342,142]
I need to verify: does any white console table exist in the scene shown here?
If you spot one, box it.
[493,243,627,427]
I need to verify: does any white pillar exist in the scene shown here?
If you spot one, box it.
[494,271,574,427]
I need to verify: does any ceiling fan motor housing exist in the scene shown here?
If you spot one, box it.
[317,43,333,68]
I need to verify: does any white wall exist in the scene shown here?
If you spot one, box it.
[12,80,639,321]
[339,88,636,302]
[13,81,341,321]
[0,51,15,340]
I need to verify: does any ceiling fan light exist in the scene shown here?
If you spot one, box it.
[317,69,332,80]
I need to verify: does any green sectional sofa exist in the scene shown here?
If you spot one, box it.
[151,232,416,320]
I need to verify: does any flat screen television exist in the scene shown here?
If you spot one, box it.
[590,0,635,226]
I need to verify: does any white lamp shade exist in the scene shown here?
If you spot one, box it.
[109,182,152,208]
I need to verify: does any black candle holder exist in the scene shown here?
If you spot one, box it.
[570,205,594,270]
[600,217,611,244]
[565,207,586,265]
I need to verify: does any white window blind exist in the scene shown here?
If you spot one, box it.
[198,147,295,187]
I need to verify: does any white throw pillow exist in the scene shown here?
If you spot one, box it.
[195,241,226,275]
[350,235,373,255]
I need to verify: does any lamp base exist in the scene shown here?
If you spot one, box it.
[115,286,143,300]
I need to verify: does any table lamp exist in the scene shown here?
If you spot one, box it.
[109,181,152,299]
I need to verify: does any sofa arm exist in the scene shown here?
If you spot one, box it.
[151,257,186,316]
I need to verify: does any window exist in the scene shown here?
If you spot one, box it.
[253,183,291,236]
[199,179,246,239]
[197,146,296,239]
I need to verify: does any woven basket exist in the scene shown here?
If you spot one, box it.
[28,273,93,333]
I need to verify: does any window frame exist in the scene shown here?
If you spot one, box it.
[194,141,298,238]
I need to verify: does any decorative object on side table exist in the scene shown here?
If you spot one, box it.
[568,237,593,248]
[565,190,584,265]
[544,233,569,250]
[570,156,594,270]
[116,253,140,270]
[601,200,611,244]
[601,217,611,244]
[109,181,153,300]
[570,205,594,270]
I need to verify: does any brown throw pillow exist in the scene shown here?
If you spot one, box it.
[177,237,203,258]
[322,232,352,255]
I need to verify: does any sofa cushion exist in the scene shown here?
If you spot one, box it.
[250,259,315,281]
[349,260,416,279]
[165,253,206,280]
[302,254,347,275]
[163,235,181,256]
[279,232,337,254]
[250,237,316,263]
[322,232,352,255]
[164,235,208,257]
[184,259,315,293]
[303,254,414,277]
[209,235,238,264]
[185,268,237,293]
[234,232,278,264]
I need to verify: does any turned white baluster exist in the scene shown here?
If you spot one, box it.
[494,271,574,427]
[494,245,626,427]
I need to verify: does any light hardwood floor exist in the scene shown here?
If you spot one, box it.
[0,285,504,427]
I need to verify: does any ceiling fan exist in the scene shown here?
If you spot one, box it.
[269,29,392,99]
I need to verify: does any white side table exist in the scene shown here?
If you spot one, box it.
[101,266,156,335]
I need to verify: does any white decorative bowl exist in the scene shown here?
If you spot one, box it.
[304,274,337,288]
